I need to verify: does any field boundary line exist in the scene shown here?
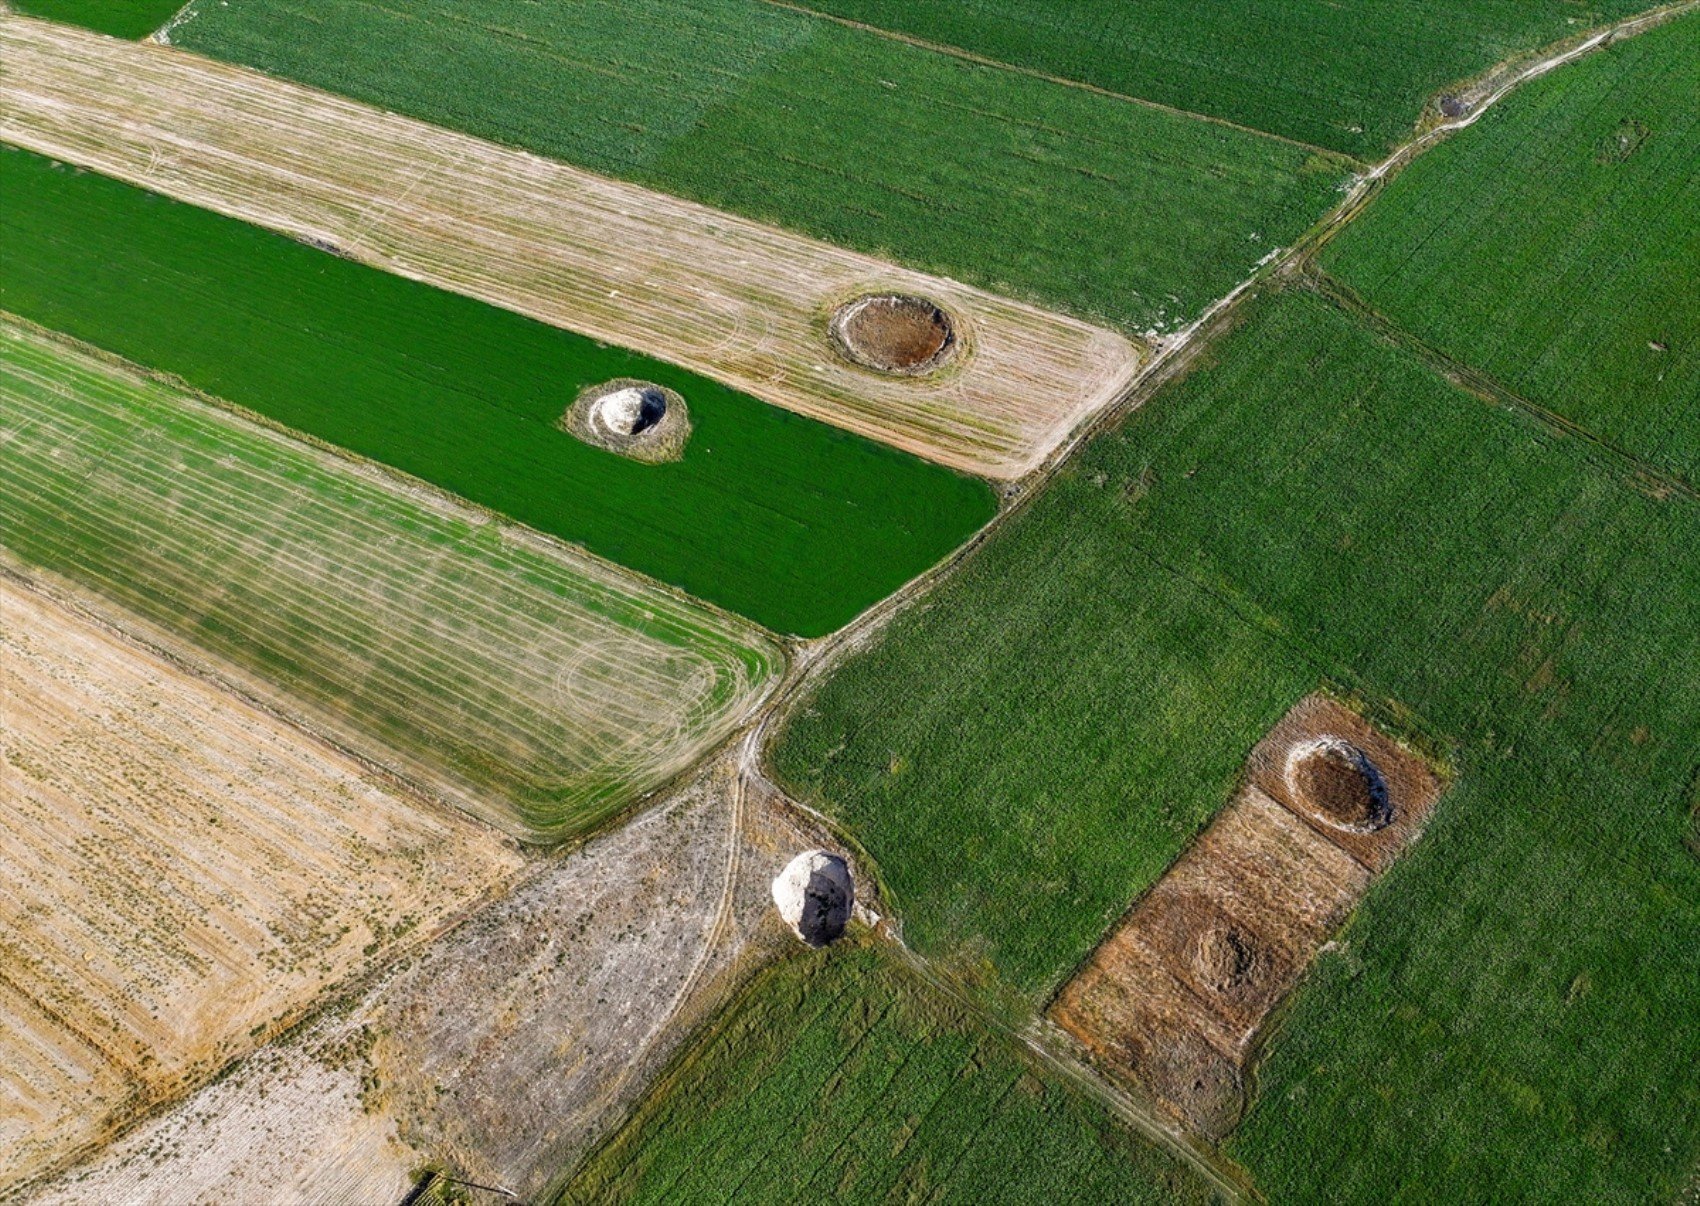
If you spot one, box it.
[756,0,1364,166]
[884,940,1256,1202]
[1303,266,1699,504]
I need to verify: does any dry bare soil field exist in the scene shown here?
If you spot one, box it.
[0,575,521,1190]
[25,761,829,1204]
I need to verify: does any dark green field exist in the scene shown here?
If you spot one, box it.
[561,945,1213,1202]
[781,0,1649,158]
[10,0,182,38]
[1324,15,1700,488]
[774,288,1700,1197]
[0,148,995,637]
[173,0,1346,334]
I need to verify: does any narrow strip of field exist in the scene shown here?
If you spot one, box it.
[0,576,523,1191]
[0,320,782,842]
[1321,14,1700,486]
[561,945,1214,1202]
[165,0,1347,338]
[0,15,1139,482]
[5,0,182,38]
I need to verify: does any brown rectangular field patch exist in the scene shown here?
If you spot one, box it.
[1051,693,1446,1136]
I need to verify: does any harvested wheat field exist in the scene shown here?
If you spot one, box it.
[0,321,782,842]
[0,576,523,1192]
[25,760,831,1204]
[1052,694,1444,1136]
[0,15,1140,479]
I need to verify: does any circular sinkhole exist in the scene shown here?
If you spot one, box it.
[560,379,690,463]
[1283,737,1393,833]
[771,850,855,948]
[830,294,958,375]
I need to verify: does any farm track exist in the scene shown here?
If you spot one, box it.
[0,14,1141,480]
[0,320,783,843]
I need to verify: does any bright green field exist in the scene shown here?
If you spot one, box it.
[784,0,1649,158]
[1324,16,1700,488]
[0,148,995,637]
[560,945,1213,1203]
[774,289,1700,1198]
[172,0,1347,334]
[9,0,182,38]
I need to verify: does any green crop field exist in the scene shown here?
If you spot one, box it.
[0,319,783,842]
[772,459,1315,995]
[9,0,181,38]
[0,148,995,637]
[778,0,1650,158]
[561,944,1213,1202]
[172,0,1347,334]
[776,287,1700,1197]
[1323,15,1700,488]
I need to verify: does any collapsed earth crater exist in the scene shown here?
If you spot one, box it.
[771,850,854,947]
[1194,924,1261,995]
[562,378,690,462]
[1284,737,1393,833]
[830,294,958,375]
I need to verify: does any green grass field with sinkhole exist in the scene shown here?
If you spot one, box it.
[0,148,996,637]
[773,287,1700,1199]
[559,944,1214,1203]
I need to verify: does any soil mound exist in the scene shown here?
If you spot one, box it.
[771,850,854,947]
[1194,925,1259,994]
[831,295,957,375]
[561,379,690,463]
[1285,738,1392,833]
